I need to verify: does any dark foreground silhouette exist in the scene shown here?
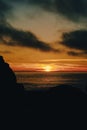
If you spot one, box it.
[0,56,24,124]
[0,56,24,98]
[0,56,87,126]
[24,85,87,128]
[25,84,87,109]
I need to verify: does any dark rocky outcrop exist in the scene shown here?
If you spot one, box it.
[0,56,24,113]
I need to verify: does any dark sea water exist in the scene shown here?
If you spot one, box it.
[15,71,87,93]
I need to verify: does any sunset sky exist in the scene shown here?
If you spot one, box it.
[0,0,87,71]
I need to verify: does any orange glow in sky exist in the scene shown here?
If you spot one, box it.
[10,62,87,72]
[0,0,87,73]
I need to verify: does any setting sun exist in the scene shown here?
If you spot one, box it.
[43,65,52,72]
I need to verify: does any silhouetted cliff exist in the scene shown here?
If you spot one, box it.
[0,56,24,108]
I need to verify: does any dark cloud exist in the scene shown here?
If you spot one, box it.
[55,0,87,21]
[2,0,87,22]
[67,51,87,57]
[68,51,80,56]
[0,0,60,52]
[60,30,87,53]
[0,24,59,52]
[0,0,11,23]
[28,0,87,21]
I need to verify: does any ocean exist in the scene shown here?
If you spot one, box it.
[15,71,87,92]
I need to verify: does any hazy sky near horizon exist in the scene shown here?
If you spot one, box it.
[0,0,87,70]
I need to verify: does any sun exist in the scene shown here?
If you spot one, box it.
[43,65,52,72]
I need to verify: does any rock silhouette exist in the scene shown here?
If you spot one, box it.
[0,56,18,92]
[0,56,25,126]
[0,56,24,108]
[0,56,16,88]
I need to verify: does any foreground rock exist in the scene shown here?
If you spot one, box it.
[0,56,24,115]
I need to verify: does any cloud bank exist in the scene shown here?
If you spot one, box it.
[61,30,87,54]
[67,51,87,57]
[2,0,87,22]
[0,24,59,52]
[0,0,87,55]
[29,0,87,21]
[0,0,11,23]
[0,0,60,52]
